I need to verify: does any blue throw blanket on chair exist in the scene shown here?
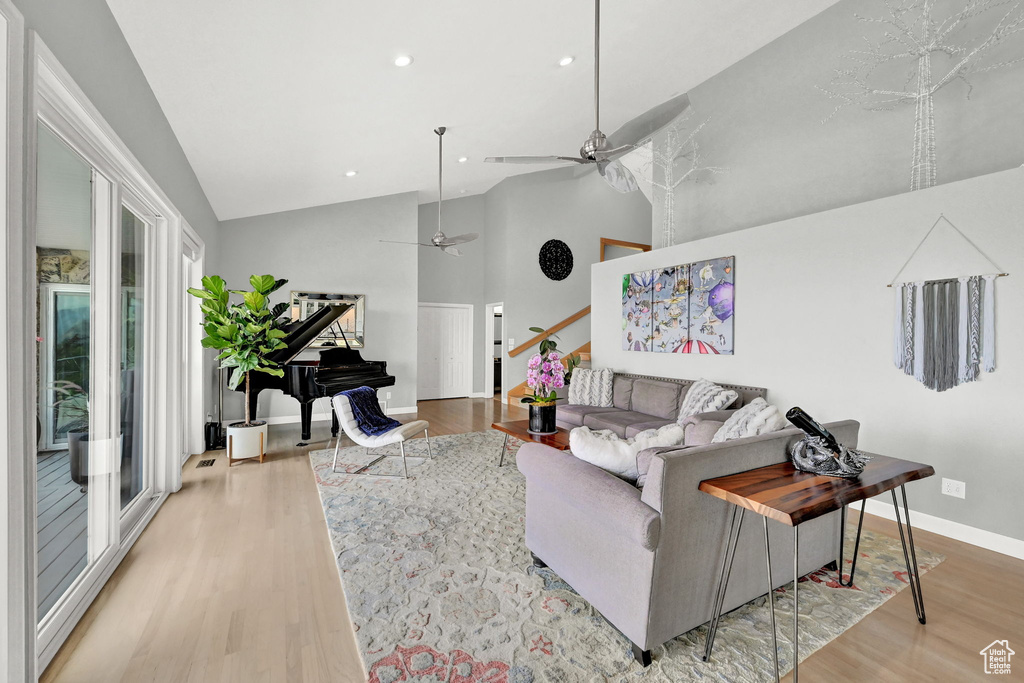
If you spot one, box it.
[339,386,401,436]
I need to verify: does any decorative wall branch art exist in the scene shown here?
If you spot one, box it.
[619,110,727,248]
[889,215,1007,390]
[623,256,734,354]
[819,0,1024,192]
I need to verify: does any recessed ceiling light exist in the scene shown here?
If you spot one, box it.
[458,156,468,163]
[558,56,574,67]
[394,55,413,67]
[345,170,358,177]
[460,189,467,194]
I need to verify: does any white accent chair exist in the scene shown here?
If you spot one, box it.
[330,393,431,478]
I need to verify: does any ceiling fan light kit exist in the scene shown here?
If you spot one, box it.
[484,0,690,194]
[378,126,479,257]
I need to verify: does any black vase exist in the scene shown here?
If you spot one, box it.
[528,403,557,435]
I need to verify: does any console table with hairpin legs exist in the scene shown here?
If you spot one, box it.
[698,453,934,683]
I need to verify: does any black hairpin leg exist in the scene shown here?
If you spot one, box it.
[763,517,780,682]
[892,485,926,624]
[837,500,867,587]
[792,526,800,683]
[498,433,509,467]
[703,506,744,662]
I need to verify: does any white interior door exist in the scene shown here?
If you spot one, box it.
[417,304,472,400]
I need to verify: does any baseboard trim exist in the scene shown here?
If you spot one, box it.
[863,499,1024,560]
[469,391,489,398]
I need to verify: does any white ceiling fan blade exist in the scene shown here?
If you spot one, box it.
[599,159,639,193]
[485,155,588,165]
[442,245,463,256]
[607,92,691,148]
[379,239,435,247]
[439,232,479,245]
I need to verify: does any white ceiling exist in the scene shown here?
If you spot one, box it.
[106,0,837,221]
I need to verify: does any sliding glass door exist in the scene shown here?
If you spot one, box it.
[35,124,103,622]
[34,129,158,624]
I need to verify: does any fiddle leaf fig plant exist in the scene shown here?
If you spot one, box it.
[188,274,290,426]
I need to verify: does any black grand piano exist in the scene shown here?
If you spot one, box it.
[236,303,396,445]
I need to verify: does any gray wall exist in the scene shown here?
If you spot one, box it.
[418,195,488,393]
[15,0,222,415]
[655,0,1024,245]
[480,167,652,398]
[217,192,419,421]
[593,167,1024,545]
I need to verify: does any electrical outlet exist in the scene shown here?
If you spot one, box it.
[508,337,515,350]
[941,478,965,499]
[386,391,392,400]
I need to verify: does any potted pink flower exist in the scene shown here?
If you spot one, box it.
[522,348,566,435]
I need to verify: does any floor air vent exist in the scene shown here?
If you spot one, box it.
[196,459,216,468]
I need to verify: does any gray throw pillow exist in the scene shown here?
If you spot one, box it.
[568,368,614,407]
[676,378,739,423]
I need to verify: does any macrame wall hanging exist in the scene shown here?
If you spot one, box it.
[890,215,1008,392]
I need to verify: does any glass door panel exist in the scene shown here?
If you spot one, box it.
[119,205,149,513]
[35,125,96,622]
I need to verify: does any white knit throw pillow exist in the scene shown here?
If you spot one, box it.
[711,398,788,443]
[569,423,684,480]
[568,368,613,407]
[676,378,739,423]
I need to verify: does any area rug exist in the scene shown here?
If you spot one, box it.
[309,431,943,682]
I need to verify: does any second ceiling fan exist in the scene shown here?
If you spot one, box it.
[485,0,690,192]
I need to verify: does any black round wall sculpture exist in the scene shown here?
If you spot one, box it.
[539,239,573,281]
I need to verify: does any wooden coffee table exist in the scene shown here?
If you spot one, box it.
[491,420,571,467]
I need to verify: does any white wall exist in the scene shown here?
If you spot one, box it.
[418,195,487,394]
[592,167,1023,544]
[217,192,419,420]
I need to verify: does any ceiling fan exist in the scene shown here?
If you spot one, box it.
[485,0,690,193]
[380,127,479,256]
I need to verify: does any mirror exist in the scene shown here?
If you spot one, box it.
[290,291,365,348]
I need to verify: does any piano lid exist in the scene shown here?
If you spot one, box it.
[271,302,352,365]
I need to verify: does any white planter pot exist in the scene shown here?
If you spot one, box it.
[226,421,268,465]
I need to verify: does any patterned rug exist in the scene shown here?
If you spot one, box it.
[309,431,943,682]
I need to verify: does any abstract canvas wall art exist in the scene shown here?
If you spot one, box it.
[622,255,734,355]
[687,256,734,354]
[652,265,690,353]
[622,270,654,351]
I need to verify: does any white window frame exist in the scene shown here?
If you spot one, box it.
[1,0,28,680]
[29,34,198,672]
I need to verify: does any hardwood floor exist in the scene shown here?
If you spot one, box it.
[41,398,1023,682]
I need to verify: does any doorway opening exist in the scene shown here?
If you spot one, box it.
[484,302,503,403]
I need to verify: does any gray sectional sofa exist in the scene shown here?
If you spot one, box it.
[556,373,767,444]
[518,420,858,666]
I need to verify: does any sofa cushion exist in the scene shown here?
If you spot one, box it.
[676,378,739,422]
[556,403,619,428]
[630,379,682,420]
[612,376,634,410]
[624,420,674,438]
[568,368,614,407]
[584,411,657,437]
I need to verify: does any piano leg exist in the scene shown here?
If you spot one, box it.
[331,408,339,438]
[297,400,314,446]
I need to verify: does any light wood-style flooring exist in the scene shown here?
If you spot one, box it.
[41,398,1024,682]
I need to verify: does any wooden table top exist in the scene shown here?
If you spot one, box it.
[491,420,572,450]
[698,453,935,527]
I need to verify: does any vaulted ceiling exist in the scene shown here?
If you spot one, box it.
[106,0,838,220]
